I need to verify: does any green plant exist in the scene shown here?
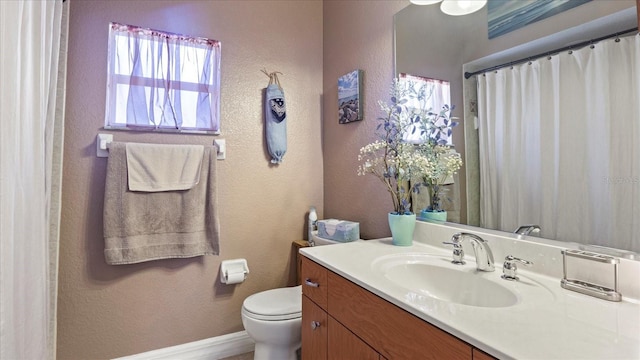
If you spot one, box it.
[357,78,461,214]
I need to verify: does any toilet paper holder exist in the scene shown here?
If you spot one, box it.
[220,259,250,284]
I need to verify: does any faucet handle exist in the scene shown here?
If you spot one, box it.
[501,255,533,281]
[442,241,465,265]
[514,224,541,236]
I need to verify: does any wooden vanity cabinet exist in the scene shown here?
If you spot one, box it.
[301,257,379,360]
[301,256,496,360]
[473,348,497,360]
[328,316,380,360]
[301,296,327,360]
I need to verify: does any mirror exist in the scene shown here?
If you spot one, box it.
[395,2,639,254]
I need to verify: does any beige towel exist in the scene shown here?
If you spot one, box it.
[103,142,220,265]
[126,143,204,192]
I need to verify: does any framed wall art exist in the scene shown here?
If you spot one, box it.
[338,69,363,124]
[488,0,592,39]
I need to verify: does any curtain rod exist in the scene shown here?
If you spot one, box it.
[464,27,638,79]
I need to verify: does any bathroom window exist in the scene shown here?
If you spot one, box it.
[399,73,452,145]
[105,23,221,133]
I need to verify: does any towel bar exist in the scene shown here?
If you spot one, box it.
[96,133,226,159]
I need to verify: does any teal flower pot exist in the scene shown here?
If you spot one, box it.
[388,213,416,246]
[420,209,447,222]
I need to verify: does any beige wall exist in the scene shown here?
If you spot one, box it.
[322,1,407,240]
[57,1,322,359]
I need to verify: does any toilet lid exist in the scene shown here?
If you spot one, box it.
[242,285,302,321]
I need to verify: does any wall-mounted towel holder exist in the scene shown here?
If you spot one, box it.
[96,133,226,160]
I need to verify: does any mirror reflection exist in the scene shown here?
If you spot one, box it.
[395,2,639,253]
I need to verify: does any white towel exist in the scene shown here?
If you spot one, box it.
[126,143,204,192]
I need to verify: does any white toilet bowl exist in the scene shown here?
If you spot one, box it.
[241,285,302,360]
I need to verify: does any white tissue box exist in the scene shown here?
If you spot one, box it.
[317,219,359,242]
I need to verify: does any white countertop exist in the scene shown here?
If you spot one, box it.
[300,238,640,360]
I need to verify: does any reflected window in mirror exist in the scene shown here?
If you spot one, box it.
[399,73,461,222]
[398,73,452,145]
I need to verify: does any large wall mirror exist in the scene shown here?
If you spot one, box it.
[395,1,639,255]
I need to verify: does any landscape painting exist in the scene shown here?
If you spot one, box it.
[338,69,363,124]
[488,0,592,39]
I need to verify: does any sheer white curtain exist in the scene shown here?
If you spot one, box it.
[105,23,222,132]
[0,1,65,359]
[477,34,640,252]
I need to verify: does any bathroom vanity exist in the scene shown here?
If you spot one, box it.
[301,255,493,359]
[299,221,640,359]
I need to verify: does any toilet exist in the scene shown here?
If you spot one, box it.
[241,285,302,360]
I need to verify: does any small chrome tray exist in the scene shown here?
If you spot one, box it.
[561,249,621,302]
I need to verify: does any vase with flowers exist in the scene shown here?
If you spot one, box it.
[357,78,445,246]
[412,98,462,222]
[418,144,462,222]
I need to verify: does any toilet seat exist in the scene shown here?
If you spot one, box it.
[242,285,302,321]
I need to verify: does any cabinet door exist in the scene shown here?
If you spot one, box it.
[301,257,328,309]
[302,295,328,360]
[328,316,379,360]
[327,271,472,360]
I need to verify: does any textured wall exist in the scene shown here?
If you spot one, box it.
[57,1,322,359]
[322,0,407,240]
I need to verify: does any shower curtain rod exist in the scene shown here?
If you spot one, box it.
[464,27,638,79]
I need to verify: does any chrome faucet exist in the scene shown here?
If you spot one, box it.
[514,224,541,236]
[501,255,533,281]
[443,232,495,272]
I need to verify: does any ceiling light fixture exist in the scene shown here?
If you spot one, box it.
[440,0,487,16]
[409,0,442,4]
[410,0,487,16]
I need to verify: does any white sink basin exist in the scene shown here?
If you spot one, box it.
[372,253,553,308]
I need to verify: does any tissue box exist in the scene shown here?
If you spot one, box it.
[317,219,359,242]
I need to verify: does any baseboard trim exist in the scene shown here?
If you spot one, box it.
[113,330,254,360]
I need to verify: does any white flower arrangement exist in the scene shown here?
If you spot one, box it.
[357,78,462,214]
[420,145,463,212]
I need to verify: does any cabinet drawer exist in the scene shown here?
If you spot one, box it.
[302,295,328,360]
[327,271,472,360]
[301,256,328,309]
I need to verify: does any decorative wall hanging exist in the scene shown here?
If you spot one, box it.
[338,69,363,124]
[488,0,592,39]
[262,69,287,164]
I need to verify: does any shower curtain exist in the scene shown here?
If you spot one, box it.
[477,34,640,253]
[0,1,66,359]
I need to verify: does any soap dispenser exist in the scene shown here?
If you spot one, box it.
[308,206,317,246]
